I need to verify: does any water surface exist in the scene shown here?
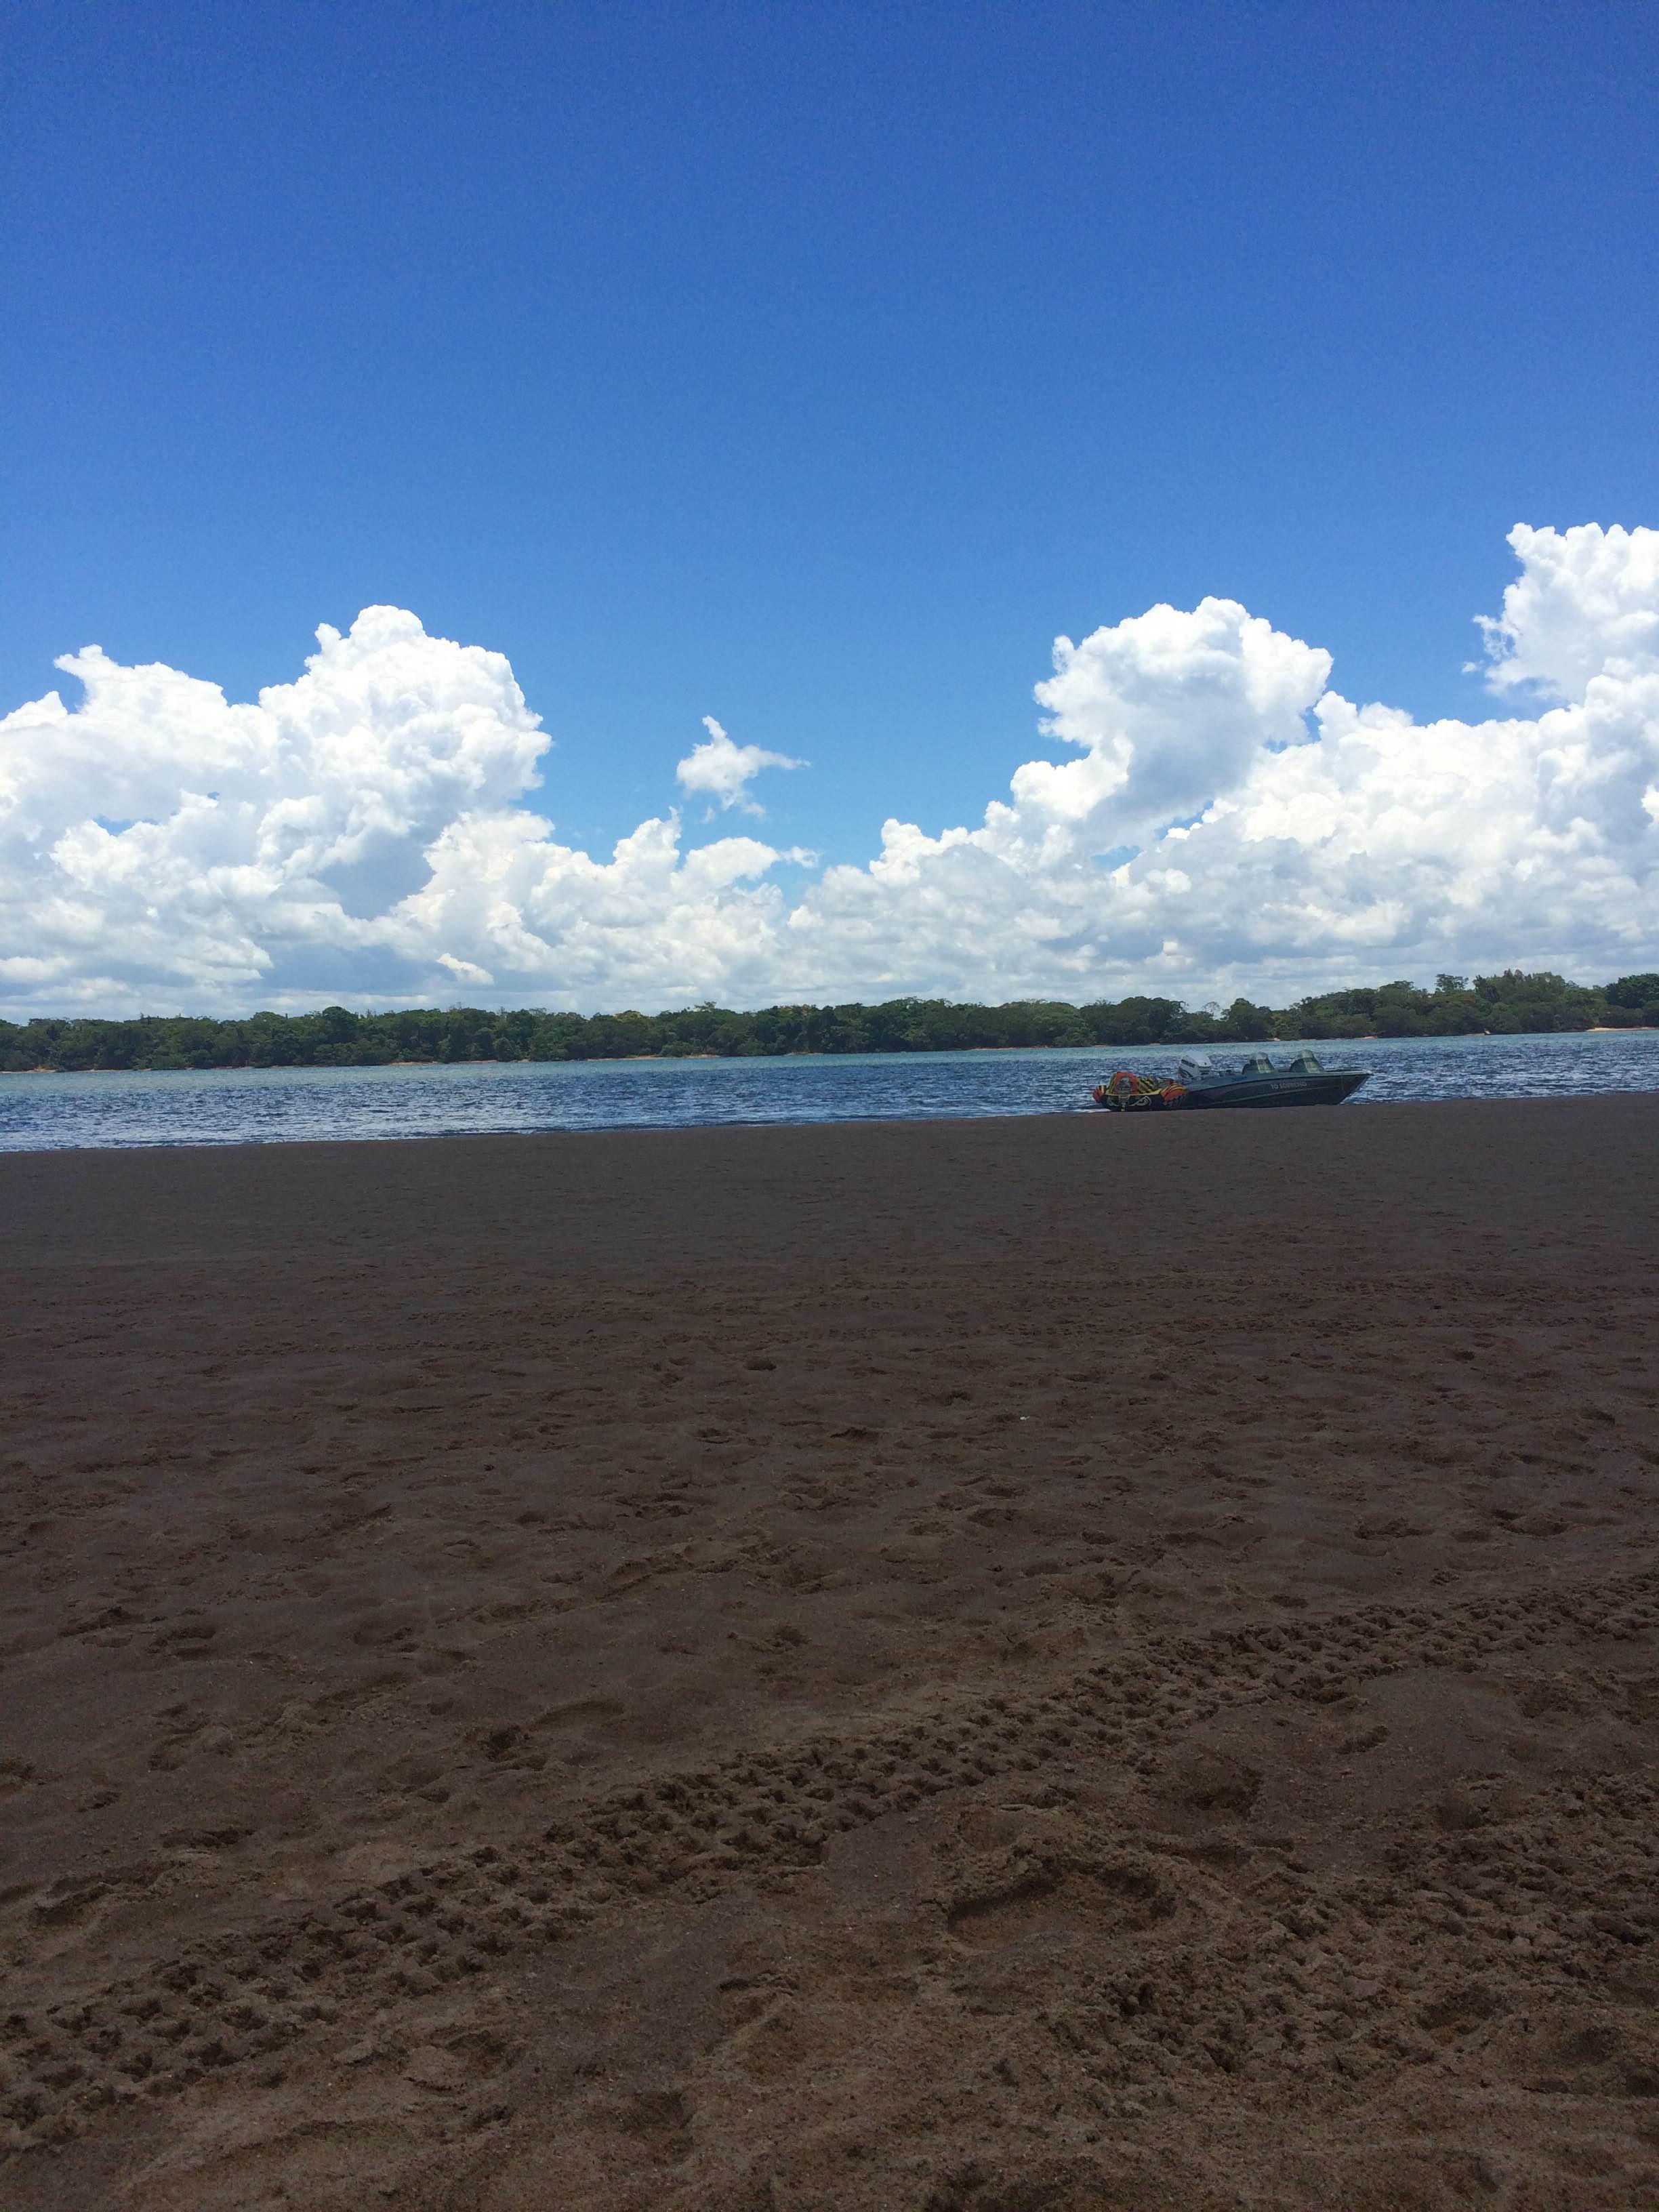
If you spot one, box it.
[4,1031,1658,1151]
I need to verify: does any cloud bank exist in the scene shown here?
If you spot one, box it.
[3,525,1656,1015]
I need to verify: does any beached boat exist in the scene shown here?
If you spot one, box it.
[1090,1050,1370,1112]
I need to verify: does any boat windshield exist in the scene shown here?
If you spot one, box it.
[1242,1052,1275,1073]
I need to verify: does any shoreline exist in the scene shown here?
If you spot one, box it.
[6,1086,1659,1163]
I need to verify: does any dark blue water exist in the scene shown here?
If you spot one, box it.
[3,1031,1658,1150]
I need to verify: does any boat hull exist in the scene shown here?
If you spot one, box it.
[1091,1069,1368,1111]
[1183,1071,1369,1109]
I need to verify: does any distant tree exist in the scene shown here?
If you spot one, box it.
[1605,972,1659,1012]
[1210,998,1275,1042]
[6,969,1652,1067]
[1473,970,1604,1031]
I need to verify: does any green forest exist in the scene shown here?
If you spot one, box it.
[3,970,1657,1072]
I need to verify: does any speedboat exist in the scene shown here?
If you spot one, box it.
[1090,1050,1369,1111]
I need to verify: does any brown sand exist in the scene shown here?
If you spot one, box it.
[3,1099,1658,2210]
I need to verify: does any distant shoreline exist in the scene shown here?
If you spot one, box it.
[6,1025,1659,1075]
[6,971,1659,1077]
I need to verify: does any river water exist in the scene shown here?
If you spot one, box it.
[3,1031,1658,1151]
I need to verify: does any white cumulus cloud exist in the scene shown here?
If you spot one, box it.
[2,525,1656,1018]
[674,716,806,815]
[1474,524,1659,699]
[785,528,1658,1004]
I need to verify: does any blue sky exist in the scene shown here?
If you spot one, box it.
[4,1,1658,1014]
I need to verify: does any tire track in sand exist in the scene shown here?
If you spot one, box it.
[3,1565,1656,2152]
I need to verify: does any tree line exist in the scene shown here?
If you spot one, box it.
[3,970,1656,1073]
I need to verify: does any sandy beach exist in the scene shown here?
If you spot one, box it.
[3,1099,1658,2209]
